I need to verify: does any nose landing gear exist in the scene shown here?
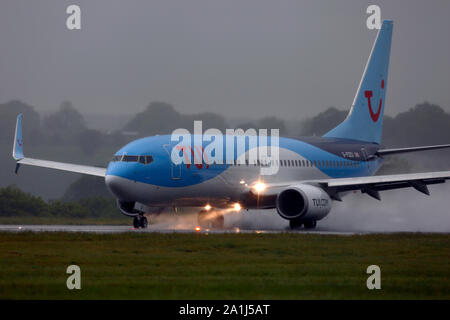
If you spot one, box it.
[133,215,148,229]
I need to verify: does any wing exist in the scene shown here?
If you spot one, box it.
[251,171,450,201]
[12,114,107,177]
[16,158,106,177]
[322,171,450,200]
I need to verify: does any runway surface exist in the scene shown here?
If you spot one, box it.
[1,224,447,235]
[0,224,366,235]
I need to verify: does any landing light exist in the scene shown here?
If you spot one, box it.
[252,182,267,193]
[233,203,241,212]
[204,204,212,211]
[195,226,201,232]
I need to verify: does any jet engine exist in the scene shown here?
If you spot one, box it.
[275,184,332,221]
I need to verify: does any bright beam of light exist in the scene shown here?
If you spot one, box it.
[204,204,212,211]
[252,182,267,193]
[233,203,241,212]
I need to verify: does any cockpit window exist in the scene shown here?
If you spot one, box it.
[123,155,138,162]
[111,155,154,164]
[112,155,122,162]
[139,155,154,164]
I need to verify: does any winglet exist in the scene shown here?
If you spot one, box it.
[12,114,24,160]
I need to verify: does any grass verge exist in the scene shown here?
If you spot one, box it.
[0,232,448,299]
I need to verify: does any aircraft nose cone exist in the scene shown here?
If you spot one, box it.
[105,175,132,201]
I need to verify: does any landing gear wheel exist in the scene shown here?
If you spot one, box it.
[211,214,224,229]
[197,210,209,227]
[304,220,317,229]
[197,209,224,229]
[133,216,140,229]
[133,215,148,229]
[140,216,148,229]
[289,218,303,230]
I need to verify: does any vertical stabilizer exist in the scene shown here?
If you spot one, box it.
[324,20,393,144]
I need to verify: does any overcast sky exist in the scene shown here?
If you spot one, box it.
[1,0,449,120]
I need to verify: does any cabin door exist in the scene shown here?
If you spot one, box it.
[163,144,182,180]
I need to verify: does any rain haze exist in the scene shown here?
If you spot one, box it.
[1,0,450,119]
[1,1,450,233]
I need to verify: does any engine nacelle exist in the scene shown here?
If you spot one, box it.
[276,184,332,221]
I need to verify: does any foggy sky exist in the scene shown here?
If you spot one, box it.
[1,0,449,120]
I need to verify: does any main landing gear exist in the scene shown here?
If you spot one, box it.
[289,218,317,230]
[133,214,148,229]
[197,209,224,229]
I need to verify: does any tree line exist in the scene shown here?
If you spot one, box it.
[1,98,450,203]
[2,99,449,154]
[0,185,117,218]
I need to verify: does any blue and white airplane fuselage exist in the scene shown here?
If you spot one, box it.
[106,135,382,209]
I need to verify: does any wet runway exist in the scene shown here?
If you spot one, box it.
[0,224,365,235]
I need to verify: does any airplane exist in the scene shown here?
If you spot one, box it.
[11,20,450,230]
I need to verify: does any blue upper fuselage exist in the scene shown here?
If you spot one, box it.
[106,135,383,188]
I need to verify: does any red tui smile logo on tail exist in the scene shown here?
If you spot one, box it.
[365,80,384,122]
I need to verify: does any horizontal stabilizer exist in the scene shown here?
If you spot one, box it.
[376,144,450,156]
